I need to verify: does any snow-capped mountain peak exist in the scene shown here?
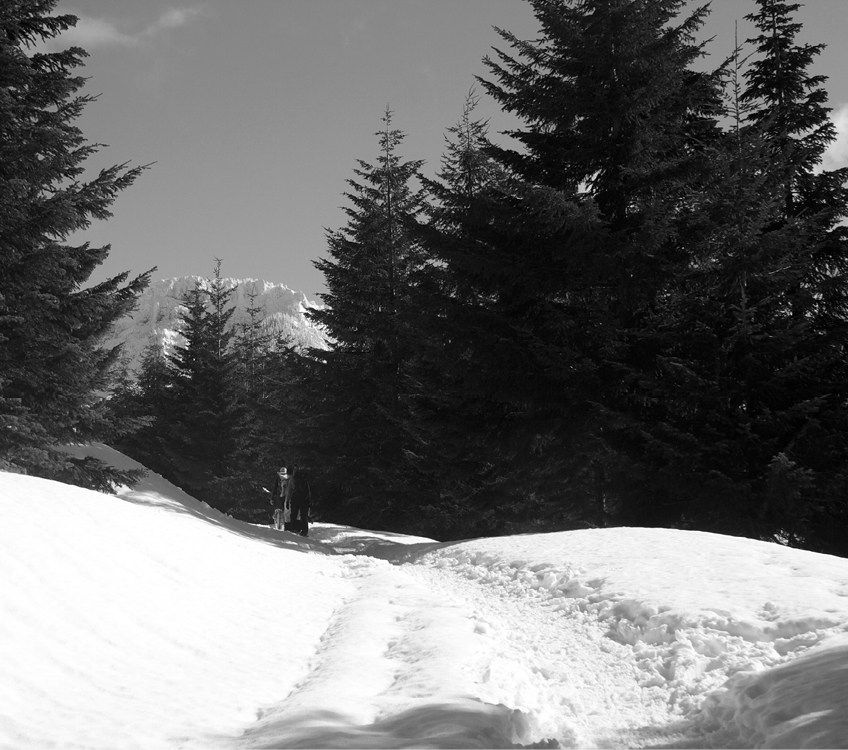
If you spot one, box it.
[105,276,328,373]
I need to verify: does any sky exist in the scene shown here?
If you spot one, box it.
[2,443,848,748]
[39,0,848,301]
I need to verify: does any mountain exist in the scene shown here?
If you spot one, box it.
[105,276,329,374]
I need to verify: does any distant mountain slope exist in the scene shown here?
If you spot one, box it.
[105,277,329,374]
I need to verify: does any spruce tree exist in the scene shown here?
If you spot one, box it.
[743,0,841,217]
[429,0,724,529]
[163,264,241,502]
[108,339,172,476]
[415,91,544,535]
[651,0,848,550]
[220,284,283,522]
[585,0,848,551]
[0,0,152,488]
[309,108,430,532]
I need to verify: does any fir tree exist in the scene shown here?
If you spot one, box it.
[589,0,848,552]
[0,0,152,488]
[220,283,283,522]
[163,264,241,501]
[309,108,431,532]
[653,0,848,550]
[743,0,840,217]
[414,91,541,536]
[428,0,725,529]
[108,339,172,477]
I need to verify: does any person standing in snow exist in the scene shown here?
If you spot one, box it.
[288,467,311,537]
[270,466,291,530]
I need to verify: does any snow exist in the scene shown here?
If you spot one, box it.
[2,445,848,748]
[103,276,328,374]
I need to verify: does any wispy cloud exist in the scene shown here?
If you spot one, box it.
[147,8,203,34]
[36,6,203,51]
[50,16,138,48]
[822,104,848,171]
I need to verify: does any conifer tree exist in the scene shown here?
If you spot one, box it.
[587,0,848,551]
[430,0,725,529]
[415,91,539,535]
[650,0,848,550]
[163,264,241,501]
[743,0,842,217]
[0,0,152,488]
[232,284,270,400]
[309,108,430,531]
[219,284,283,521]
[108,340,172,477]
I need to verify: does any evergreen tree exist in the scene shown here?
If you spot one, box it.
[743,0,841,217]
[163,264,241,502]
[309,108,431,532]
[557,0,848,551]
[638,0,848,551]
[108,339,172,476]
[220,284,282,522]
[414,91,543,536]
[0,0,152,488]
[427,0,725,529]
[232,283,270,400]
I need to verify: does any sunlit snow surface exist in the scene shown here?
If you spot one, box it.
[1,444,847,748]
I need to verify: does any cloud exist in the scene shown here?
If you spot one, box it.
[45,16,137,49]
[147,8,203,33]
[821,104,848,171]
[35,6,202,51]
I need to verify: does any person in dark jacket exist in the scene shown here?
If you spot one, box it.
[288,467,311,537]
[270,466,290,530]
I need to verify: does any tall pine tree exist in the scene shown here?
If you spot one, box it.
[309,108,432,532]
[422,0,725,529]
[162,264,241,502]
[0,0,152,489]
[642,0,848,551]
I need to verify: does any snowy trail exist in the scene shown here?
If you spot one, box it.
[235,553,528,748]
[398,560,686,748]
[235,529,689,749]
[4,446,848,749]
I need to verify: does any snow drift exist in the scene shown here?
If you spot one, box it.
[2,444,848,748]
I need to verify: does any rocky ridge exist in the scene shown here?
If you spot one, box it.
[105,276,328,374]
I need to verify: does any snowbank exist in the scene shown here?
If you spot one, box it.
[0,467,348,747]
[410,528,848,745]
[3,446,848,748]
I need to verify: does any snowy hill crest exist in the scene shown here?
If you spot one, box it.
[106,276,329,373]
[3,446,848,748]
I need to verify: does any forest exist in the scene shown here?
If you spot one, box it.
[3,0,848,556]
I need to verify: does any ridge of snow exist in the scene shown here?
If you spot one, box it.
[2,445,848,748]
[405,530,848,745]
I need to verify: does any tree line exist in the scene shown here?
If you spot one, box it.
[3,0,848,555]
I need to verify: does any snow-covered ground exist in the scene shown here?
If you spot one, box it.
[2,444,847,749]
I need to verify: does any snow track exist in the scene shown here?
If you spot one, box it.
[5,454,848,749]
[237,554,527,748]
[399,559,689,748]
[235,535,690,749]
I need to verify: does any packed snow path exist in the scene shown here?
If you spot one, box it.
[3,444,848,749]
[241,530,685,748]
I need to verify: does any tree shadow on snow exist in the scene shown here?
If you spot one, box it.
[622,718,704,749]
[238,699,559,749]
[61,443,332,556]
[64,444,479,559]
[307,523,464,562]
